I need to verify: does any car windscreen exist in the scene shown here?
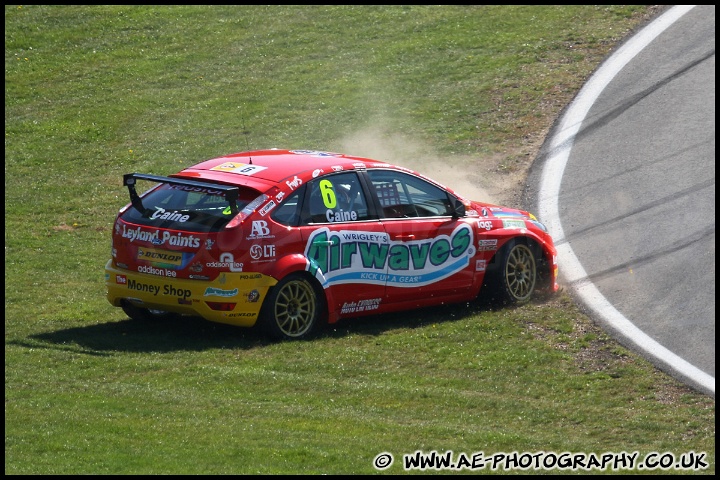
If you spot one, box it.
[120,183,258,232]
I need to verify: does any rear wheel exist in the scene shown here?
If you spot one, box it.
[121,302,174,322]
[260,273,323,340]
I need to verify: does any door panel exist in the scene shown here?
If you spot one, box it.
[300,172,388,316]
[381,218,475,303]
[365,169,476,304]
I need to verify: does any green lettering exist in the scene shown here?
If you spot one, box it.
[451,227,471,257]
[358,242,389,269]
[329,234,341,271]
[429,238,451,265]
[388,244,409,270]
[409,243,430,269]
[341,242,357,269]
[307,231,329,274]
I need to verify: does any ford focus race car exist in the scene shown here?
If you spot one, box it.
[105,149,559,340]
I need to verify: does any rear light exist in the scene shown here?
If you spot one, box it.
[225,211,248,229]
[224,193,268,229]
[205,302,237,311]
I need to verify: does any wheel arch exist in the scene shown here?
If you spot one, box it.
[479,232,551,304]
[487,233,552,280]
[262,253,333,325]
[520,234,555,292]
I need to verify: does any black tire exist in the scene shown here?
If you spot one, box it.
[260,273,324,340]
[486,240,538,305]
[121,301,174,322]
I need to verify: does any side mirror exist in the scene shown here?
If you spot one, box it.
[451,197,465,219]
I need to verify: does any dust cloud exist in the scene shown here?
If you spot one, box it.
[337,125,503,205]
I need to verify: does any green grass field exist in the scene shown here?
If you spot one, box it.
[5,5,714,474]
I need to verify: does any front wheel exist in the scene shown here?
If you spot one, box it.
[499,241,537,304]
[483,240,538,306]
[260,274,324,340]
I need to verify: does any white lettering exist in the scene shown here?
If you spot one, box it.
[478,220,493,231]
[150,207,190,223]
[250,220,271,237]
[121,225,199,248]
[326,209,358,222]
[162,231,200,248]
[286,176,302,189]
[138,265,177,277]
[218,252,244,272]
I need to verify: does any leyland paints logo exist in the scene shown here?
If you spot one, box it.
[120,224,200,248]
[305,225,474,288]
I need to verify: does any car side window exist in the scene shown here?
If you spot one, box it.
[271,187,303,226]
[367,170,453,218]
[304,172,370,224]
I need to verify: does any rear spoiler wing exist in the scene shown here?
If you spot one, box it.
[123,173,240,214]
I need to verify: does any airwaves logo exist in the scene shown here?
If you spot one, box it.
[305,224,474,288]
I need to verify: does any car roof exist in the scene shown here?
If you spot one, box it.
[170,149,401,192]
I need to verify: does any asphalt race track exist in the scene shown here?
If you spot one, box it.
[527,5,715,397]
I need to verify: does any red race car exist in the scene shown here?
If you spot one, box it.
[105,149,558,339]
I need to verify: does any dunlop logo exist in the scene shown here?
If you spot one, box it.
[137,247,182,266]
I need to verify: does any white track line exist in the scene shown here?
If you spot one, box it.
[538,5,714,397]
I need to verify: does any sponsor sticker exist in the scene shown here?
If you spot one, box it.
[150,207,190,223]
[137,247,183,266]
[478,220,493,231]
[341,298,382,314]
[250,244,276,262]
[258,200,276,216]
[305,224,474,288]
[502,219,526,229]
[286,176,302,190]
[204,287,239,298]
[206,252,243,272]
[210,162,267,175]
[224,312,257,318]
[246,220,275,240]
[245,290,260,303]
[478,239,498,251]
[120,225,200,248]
[138,265,177,277]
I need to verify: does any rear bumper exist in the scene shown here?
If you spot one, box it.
[105,260,277,327]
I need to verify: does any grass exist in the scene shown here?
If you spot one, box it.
[5,5,714,474]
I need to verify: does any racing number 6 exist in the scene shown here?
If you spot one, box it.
[319,180,337,208]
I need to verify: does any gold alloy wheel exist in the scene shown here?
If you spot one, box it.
[504,243,537,303]
[272,277,318,338]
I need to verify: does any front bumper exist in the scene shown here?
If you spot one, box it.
[105,260,277,327]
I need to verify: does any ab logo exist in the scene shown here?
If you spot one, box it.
[250,220,271,238]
